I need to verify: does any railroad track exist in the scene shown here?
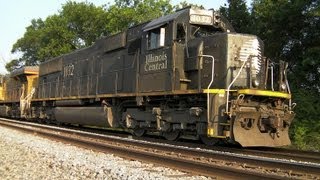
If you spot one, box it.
[0,118,319,179]
[130,135,320,164]
[238,147,320,164]
[49,122,320,164]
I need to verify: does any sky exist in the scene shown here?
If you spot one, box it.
[0,0,232,74]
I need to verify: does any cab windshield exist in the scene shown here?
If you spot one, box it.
[191,25,223,38]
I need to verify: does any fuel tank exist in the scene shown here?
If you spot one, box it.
[54,107,119,128]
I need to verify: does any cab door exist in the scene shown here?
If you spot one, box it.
[139,24,173,93]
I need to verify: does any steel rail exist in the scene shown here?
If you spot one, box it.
[0,118,319,179]
[235,147,320,164]
[131,135,320,164]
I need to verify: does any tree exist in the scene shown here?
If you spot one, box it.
[60,1,109,47]
[105,0,174,34]
[10,18,45,69]
[36,14,76,61]
[251,0,320,93]
[219,0,252,33]
[5,59,22,72]
[174,1,204,10]
[291,89,320,150]
[10,1,108,70]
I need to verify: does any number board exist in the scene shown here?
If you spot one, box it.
[189,9,213,25]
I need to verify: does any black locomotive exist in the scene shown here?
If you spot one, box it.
[0,7,295,147]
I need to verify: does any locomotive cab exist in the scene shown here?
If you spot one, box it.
[139,7,295,146]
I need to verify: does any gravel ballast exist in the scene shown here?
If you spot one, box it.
[0,126,211,179]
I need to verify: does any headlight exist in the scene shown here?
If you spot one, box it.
[281,83,287,91]
[252,79,260,87]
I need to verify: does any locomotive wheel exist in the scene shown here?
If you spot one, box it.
[163,131,180,141]
[200,136,220,146]
[133,128,145,137]
[25,115,33,121]
[25,110,33,121]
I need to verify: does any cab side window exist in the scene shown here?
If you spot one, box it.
[176,23,186,43]
[147,27,166,50]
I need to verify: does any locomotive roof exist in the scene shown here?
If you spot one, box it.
[143,9,187,31]
[142,7,234,32]
[10,66,39,77]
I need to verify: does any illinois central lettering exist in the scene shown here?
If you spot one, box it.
[144,52,168,72]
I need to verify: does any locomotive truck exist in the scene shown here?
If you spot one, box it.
[0,7,295,147]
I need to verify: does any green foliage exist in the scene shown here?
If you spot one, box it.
[10,1,108,70]
[251,0,319,65]
[251,0,320,92]
[219,0,252,33]
[105,0,174,34]
[174,1,204,10]
[36,15,75,61]
[11,18,45,68]
[5,59,22,72]
[290,89,320,150]
[60,1,108,46]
